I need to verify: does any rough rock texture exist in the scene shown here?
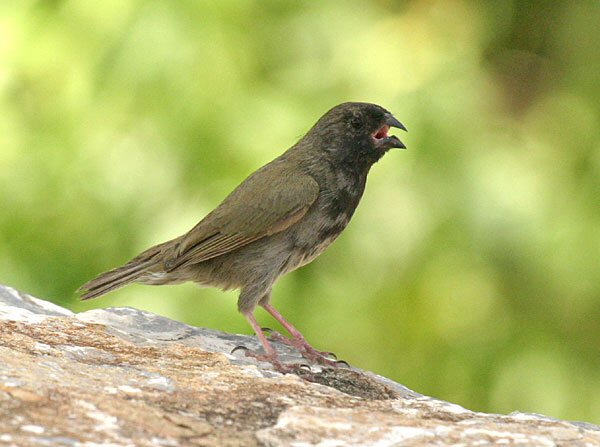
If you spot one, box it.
[0,284,598,447]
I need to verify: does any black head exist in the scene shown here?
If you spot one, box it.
[308,102,407,165]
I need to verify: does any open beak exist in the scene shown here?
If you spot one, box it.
[386,113,407,132]
[372,113,408,150]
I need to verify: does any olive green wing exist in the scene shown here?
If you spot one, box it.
[163,162,319,271]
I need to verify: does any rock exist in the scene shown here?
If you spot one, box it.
[0,283,598,446]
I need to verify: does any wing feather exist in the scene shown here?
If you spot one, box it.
[164,160,319,271]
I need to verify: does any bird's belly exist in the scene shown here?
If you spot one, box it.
[281,222,347,274]
[295,238,336,268]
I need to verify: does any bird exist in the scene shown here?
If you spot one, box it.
[78,102,407,368]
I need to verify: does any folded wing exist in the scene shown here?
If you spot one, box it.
[164,161,319,271]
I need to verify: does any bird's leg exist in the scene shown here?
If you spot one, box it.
[241,311,279,360]
[236,311,318,376]
[260,303,338,366]
[235,289,294,370]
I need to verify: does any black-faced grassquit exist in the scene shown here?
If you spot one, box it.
[79,102,407,368]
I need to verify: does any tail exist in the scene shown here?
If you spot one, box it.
[78,242,169,300]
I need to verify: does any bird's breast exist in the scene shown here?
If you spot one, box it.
[280,181,363,274]
[297,216,349,267]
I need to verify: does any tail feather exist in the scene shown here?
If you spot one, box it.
[78,260,154,300]
[78,242,170,300]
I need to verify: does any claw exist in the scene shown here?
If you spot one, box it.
[298,363,312,372]
[335,359,350,368]
[261,327,274,334]
[322,351,337,360]
[231,345,249,355]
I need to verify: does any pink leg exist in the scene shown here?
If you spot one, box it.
[239,311,314,374]
[243,311,277,357]
[261,303,337,366]
[261,303,306,341]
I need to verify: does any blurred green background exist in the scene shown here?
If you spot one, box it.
[1,0,599,423]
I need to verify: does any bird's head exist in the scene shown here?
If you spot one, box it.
[309,102,407,165]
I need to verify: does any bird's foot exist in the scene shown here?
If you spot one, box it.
[298,344,344,368]
[261,328,346,368]
[231,345,313,376]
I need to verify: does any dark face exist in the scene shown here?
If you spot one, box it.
[313,102,407,165]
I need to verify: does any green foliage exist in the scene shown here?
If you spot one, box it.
[1,0,599,422]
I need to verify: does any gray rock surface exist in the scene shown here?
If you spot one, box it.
[0,283,598,446]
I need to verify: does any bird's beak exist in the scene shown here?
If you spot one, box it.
[386,113,407,132]
[380,112,407,149]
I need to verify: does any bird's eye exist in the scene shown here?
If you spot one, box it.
[350,116,363,130]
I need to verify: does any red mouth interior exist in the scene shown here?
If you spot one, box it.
[373,124,390,140]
